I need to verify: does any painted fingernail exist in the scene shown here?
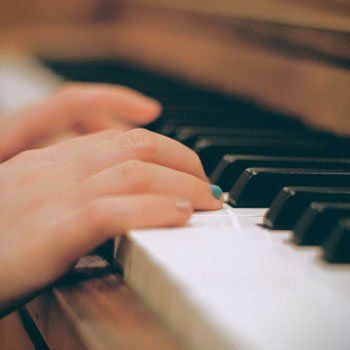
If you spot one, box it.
[210,184,223,200]
[175,199,192,213]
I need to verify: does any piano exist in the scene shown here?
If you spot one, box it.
[1,1,350,349]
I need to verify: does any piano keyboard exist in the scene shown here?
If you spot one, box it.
[39,60,350,349]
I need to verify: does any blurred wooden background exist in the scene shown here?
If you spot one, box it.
[1,0,350,26]
[0,0,349,134]
[1,0,349,58]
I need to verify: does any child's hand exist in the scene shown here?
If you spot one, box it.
[0,128,222,316]
[0,83,161,160]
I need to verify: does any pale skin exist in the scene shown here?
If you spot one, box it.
[0,84,223,317]
[0,83,163,160]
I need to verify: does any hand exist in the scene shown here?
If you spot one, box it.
[0,83,161,161]
[0,128,222,317]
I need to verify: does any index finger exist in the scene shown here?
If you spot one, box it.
[62,128,209,182]
[64,84,162,126]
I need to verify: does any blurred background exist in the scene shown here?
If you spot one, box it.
[0,0,349,132]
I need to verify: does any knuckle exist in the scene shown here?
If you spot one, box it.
[126,128,158,159]
[120,160,152,192]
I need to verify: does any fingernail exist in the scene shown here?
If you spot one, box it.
[210,184,223,200]
[175,199,192,213]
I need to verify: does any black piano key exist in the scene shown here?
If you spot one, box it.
[175,127,315,148]
[323,218,350,263]
[293,202,350,246]
[229,168,350,208]
[210,155,350,192]
[193,136,336,174]
[264,187,350,230]
[176,127,256,147]
[159,119,224,137]
[158,113,289,137]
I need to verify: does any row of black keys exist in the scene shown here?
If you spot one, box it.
[159,124,350,265]
[45,60,350,265]
[265,187,350,264]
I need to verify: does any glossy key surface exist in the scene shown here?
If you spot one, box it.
[175,127,313,148]
[211,156,350,192]
[323,219,350,263]
[194,137,333,174]
[229,168,350,208]
[293,202,350,246]
[264,187,350,229]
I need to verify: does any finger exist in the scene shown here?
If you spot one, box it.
[0,92,79,158]
[80,160,223,210]
[74,117,134,134]
[89,120,134,137]
[49,195,193,266]
[0,84,161,159]
[0,131,118,188]
[65,84,162,127]
[64,128,209,182]
[42,127,129,162]
[2,195,192,304]
[0,132,105,195]
[0,128,144,203]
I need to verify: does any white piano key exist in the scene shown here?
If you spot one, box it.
[122,209,350,350]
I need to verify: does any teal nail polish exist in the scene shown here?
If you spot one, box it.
[210,184,222,200]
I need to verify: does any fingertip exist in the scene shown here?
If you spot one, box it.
[146,97,162,112]
[137,98,162,124]
[118,86,162,118]
[197,184,223,211]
